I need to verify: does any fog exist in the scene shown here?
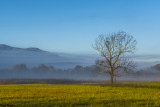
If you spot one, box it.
[0,44,160,81]
[0,50,95,69]
[0,63,160,81]
[0,64,105,80]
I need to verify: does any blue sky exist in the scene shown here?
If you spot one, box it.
[0,0,160,55]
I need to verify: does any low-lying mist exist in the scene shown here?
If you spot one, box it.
[0,44,160,81]
[0,63,160,81]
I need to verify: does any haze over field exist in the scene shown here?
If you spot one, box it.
[0,44,160,69]
[0,44,159,81]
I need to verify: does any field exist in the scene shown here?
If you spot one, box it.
[0,81,160,107]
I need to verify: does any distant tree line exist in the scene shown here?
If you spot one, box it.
[0,64,99,75]
[0,63,160,79]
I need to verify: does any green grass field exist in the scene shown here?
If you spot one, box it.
[0,82,160,107]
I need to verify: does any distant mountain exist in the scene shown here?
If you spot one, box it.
[0,44,95,69]
[25,47,46,52]
[0,44,20,50]
[0,44,46,52]
[151,64,160,71]
[135,64,160,76]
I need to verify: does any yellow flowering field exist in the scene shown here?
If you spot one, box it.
[0,82,160,107]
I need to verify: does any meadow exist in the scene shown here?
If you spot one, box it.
[0,81,160,107]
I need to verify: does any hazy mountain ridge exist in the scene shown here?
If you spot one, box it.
[0,44,159,70]
[151,64,160,70]
[0,44,95,69]
[0,44,49,53]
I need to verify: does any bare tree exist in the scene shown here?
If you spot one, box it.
[93,31,137,84]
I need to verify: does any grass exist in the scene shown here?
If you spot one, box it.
[0,82,160,107]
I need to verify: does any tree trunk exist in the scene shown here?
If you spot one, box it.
[110,70,114,84]
[110,75,113,84]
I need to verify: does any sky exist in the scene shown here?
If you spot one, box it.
[0,0,160,55]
